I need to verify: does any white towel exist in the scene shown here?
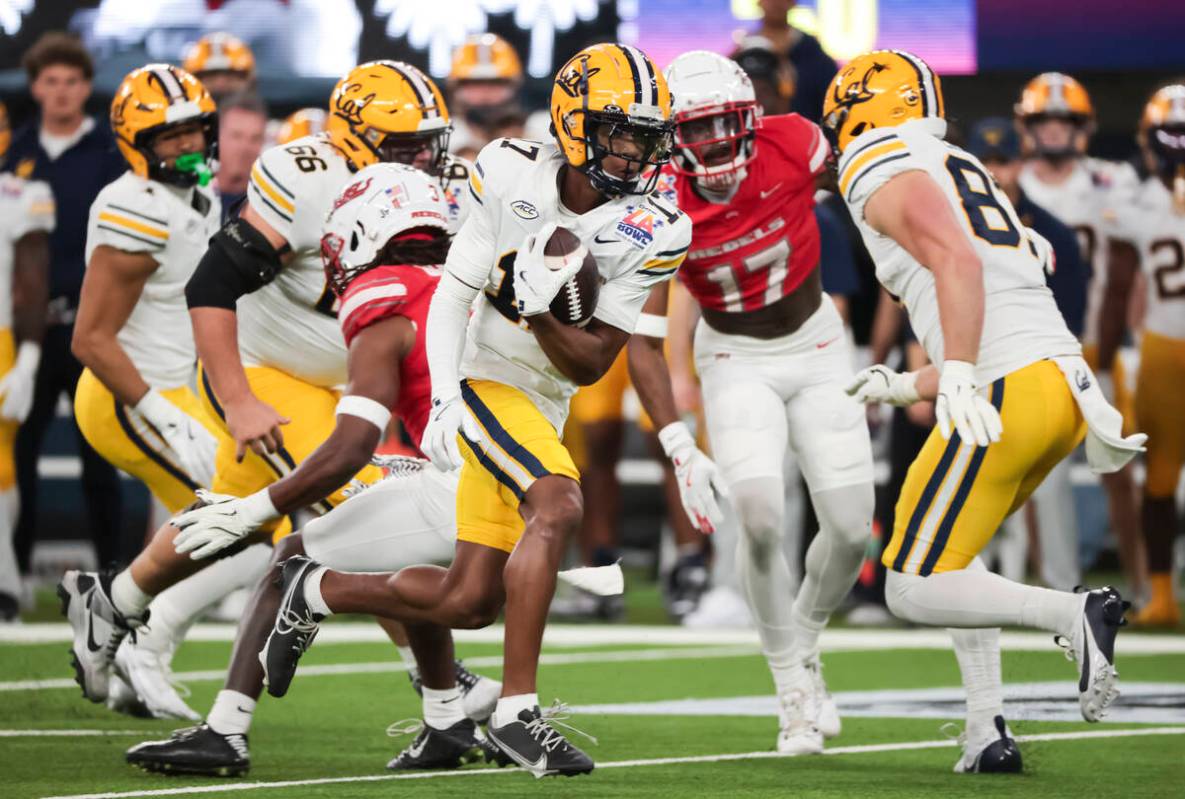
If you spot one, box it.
[557,562,625,596]
[1050,356,1147,474]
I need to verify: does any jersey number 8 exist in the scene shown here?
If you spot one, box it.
[945,155,1021,248]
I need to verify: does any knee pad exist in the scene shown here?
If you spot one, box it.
[811,481,875,550]
[731,477,784,550]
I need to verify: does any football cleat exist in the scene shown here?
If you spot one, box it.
[805,656,841,739]
[126,723,250,777]
[664,552,710,620]
[106,673,152,718]
[58,570,145,703]
[114,639,201,721]
[488,702,595,778]
[953,716,1023,774]
[681,585,752,628]
[261,556,325,698]
[776,688,824,755]
[408,660,502,725]
[1058,586,1130,722]
[386,717,496,770]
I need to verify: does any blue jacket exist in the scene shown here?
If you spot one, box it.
[787,32,838,124]
[3,116,126,314]
[1014,190,1090,338]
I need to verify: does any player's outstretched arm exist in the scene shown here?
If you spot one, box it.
[186,203,293,461]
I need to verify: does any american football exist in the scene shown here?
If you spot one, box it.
[543,225,599,326]
[3,3,1183,799]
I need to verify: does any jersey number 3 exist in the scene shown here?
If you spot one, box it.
[945,155,1020,247]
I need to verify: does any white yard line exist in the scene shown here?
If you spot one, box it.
[0,645,754,692]
[0,729,147,737]
[6,623,1185,653]
[39,726,1185,799]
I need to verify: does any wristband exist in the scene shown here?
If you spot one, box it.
[134,388,173,422]
[634,313,668,339]
[941,359,977,383]
[13,341,41,372]
[657,420,694,458]
[335,394,392,432]
[241,487,281,523]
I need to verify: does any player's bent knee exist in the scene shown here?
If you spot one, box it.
[813,482,875,549]
[442,586,503,629]
[884,569,922,623]
[731,478,784,547]
[527,479,584,539]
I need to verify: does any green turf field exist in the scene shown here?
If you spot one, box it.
[2,621,1183,799]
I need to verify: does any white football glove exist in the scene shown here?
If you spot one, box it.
[173,488,279,560]
[513,221,584,317]
[0,341,40,422]
[419,394,485,472]
[659,421,729,534]
[1095,370,1117,405]
[935,360,1002,447]
[844,365,921,406]
[135,389,218,488]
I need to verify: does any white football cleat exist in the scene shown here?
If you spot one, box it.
[106,673,151,718]
[454,661,500,725]
[681,586,752,628]
[776,688,824,755]
[1059,586,1130,722]
[805,656,841,739]
[57,571,144,702]
[115,639,201,721]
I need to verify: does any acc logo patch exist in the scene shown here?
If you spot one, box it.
[511,200,538,220]
[615,206,657,249]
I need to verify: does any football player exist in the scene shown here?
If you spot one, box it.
[181,32,256,101]
[1100,85,1185,626]
[660,50,874,754]
[57,61,468,707]
[832,50,1144,773]
[125,165,500,776]
[275,107,326,146]
[447,33,527,160]
[257,43,721,778]
[0,101,52,622]
[1015,73,1148,602]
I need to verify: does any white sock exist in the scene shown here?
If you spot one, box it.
[0,488,21,599]
[396,645,419,679]
[302,566,331,617]
[885,557,1082,637]
[206,689,256,736]
[766,648,809,699]
[493,692,538,727]
[111,570,153,617]
[422,686,465,730]
[949,626,1004,742]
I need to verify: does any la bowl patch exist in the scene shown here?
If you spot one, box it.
[616,206,657,249]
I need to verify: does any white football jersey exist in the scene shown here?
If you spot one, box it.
[0,173,54,332]
[86,171,220,388]
[1111,179,1185,340]
[446,138,691,430]
[1019,157,1140,345]
[839,119,1081,385]
[242,134,471,388]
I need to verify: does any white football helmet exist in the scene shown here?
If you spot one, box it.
[320,163,451,295]
[665,50,760,189]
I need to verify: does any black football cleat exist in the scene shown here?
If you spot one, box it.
[1060,586,1130,722]
[260,556,325,698]
[487,704,595,778]
[387,718,497,770]
[126,724,250,777]
[955,716,1023,774]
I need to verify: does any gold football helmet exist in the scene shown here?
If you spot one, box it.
[326,60,452,174]
[1015,73,1094,158]
[110,64,217,187]
[550,43,674,196]
[1139,84,1185,196]
[450,33,523,84]
[277,108,327,145]
[821,49,944,154]
[182,32,256,79]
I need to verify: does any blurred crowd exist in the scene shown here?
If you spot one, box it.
[0,0,1179,628]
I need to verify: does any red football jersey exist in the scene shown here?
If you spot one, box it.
[661,113,830,313]
[338,264,440,446]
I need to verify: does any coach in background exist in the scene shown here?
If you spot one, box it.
[4,33,125,576]
[970,117,1089,591]
[212,92,268,221]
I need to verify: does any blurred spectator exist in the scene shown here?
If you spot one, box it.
[182,33,256,102]
[749,0,837,122]
[815,202,860,322]
[447,34,528,160]
[5,32,125,574]
[732,43,795,117]
[213,92,268,221]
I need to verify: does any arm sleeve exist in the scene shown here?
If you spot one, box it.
[837,129,924,222]
[89,183,169,255]
[12,180,55,239]
[593,215,691,333]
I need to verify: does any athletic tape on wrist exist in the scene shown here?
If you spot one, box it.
[335,395,392,432]
[634,313,669,338]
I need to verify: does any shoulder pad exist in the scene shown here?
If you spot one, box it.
[94,176,171,246]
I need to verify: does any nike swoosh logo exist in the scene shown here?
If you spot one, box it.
[441,696,459,704]
[84,595,103,653]
[1079,621,1090,692]
[816,337,838,349]
[593,234,618,244]
[759,182,784,200]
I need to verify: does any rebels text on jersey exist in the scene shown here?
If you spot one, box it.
[660,114,830,313]
[242,134,470,388]
[338,264,440,445]
[446,138,691,430]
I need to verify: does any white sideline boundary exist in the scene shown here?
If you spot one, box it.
[0,729,146,737]
[39,726,1185,799]
[5,623,1185,653]
[0,646,752,692]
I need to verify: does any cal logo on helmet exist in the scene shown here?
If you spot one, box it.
[821,50,944,154]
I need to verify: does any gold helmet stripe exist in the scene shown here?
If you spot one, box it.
[382,61,440,120]
[893,50,937,118]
